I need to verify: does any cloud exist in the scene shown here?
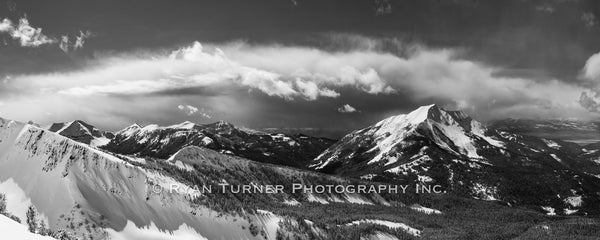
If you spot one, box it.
[53,41,390,100]
[1,14,92,51]
[374,0,392,16]
[583,51,600,81]
[337,104,357,113]
[582,12,597,28]
[535,4,555,13]
[59,31,92,52]
[177,104,198,116]
[177,104,212,118]
[1,36,597,129]
[0,17,55,47]
[295,79,340,100]
[578,51,600,113]
[59,35,69,52]
[74,30,92,50]
[5,1,17,12]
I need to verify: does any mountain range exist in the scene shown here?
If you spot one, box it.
[312,104,600,215]
[100,120,335,169]
[0,105,599,239]
[490,118,600,145]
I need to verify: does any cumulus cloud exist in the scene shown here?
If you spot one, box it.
[0,17,55,47]
[74,30,92,50]
[337,104,358,113]
[295,79,340,100]
[583,52,600,81]
[59,31,92,52]
[177,104,213,118]
[1,13,91,51]
[578,51,600,113]
[177,104,198,116]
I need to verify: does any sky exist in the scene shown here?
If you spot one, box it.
[1,0,600,137]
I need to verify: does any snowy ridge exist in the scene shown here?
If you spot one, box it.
[0,117,283,240]
[0,215,58,240]
[105,119,335,169]
[312,104,505,170]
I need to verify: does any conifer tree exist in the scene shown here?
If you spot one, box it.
[26,205,38,233]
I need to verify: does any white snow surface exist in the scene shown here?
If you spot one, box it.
[541,206,556,216]
[564,196,583,207]
[409,204,442,215]
[550,154,563,163]
[0,215,58,240]
[167,121,197,130]
[542,139,560,149]
[106,221,208,240]
[90,136,111,147]
[471,121,504,148]
[564,209,579,215]
[344,194,374,205]
[306,194,329,204]
[361,231,400,240]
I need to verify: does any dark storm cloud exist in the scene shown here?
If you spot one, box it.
[3,0,599,79]
[1,0,599,133]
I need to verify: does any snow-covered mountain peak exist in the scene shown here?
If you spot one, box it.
[378,104,472,130]
[167,121,197,129]
[373,104,476,144]
[213,120,236,128]
[313,104,501,170]
[202,120,241,134]
[47,120,114,147]
[405,104,438,124]
[116,123,142,137]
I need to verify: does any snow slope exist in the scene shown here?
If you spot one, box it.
[0,117,281,240]
[0,214,58,240]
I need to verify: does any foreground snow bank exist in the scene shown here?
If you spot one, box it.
[0,214,57,240]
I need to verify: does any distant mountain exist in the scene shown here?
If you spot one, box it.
[47,120,114,147]
[490,119,600,145]
[261,127,347,140]
[312,104,600,215]
[103,120,336,168]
